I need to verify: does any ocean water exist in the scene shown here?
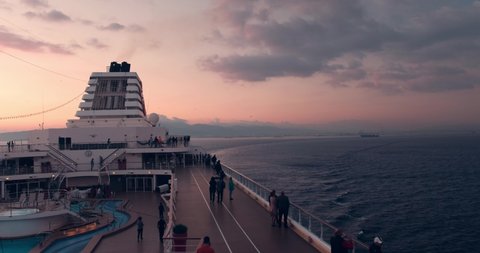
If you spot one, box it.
[192,135,480,253]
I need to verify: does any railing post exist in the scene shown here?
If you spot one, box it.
[320,223,324,240]
[308,216,311,231]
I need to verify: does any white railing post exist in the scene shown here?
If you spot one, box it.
[308,216,311,231]
[320,223,324,240]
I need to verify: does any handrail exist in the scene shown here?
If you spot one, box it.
[98,148,124,172]
[46,144,78,172]
[46,144,78,166]
[221,163,370,252]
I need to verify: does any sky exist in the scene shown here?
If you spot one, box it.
[1,0,480,132]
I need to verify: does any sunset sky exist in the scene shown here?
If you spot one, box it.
[1,0,480,132]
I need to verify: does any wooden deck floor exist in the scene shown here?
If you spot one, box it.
[92,166,320,253]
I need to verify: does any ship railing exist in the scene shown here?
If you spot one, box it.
[161,237,202,253]
[0,189,68,211]
[162,174,182,252]
[0,166,35,176]
[0,139,33,153]
[70,142,127,150]
[221,164,370,253]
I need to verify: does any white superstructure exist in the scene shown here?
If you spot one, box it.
[68,62,150,128]
[0,62,196,215]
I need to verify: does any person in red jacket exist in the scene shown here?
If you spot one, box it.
[197,236,215,253]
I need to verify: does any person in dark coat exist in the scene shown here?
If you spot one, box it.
[209,177,217,203]
[157,218,167,243]
[217,178,225,203]
[137,216,144,242]
[276,191,290,228]
[369,237,383,253]
[330,229,348,253]
[158,203,165,218]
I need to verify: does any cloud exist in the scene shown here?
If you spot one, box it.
[86,38,108,49]
[21,0,49,8]
[78,18,94,26]
[201,0,480,93]
[98,22,146,32]
[99,22,125,31]
[0,0,12,10]
[200,54,320,81]
[24,9,71,22]
[69,42,83,50]
[127,24,146,32]
[0,26,73,54]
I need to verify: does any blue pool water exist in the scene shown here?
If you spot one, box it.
[44,200,129,253]
[0,200,129,253]
[0,236,44,253]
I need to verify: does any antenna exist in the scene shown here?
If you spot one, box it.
[42,89,45,130]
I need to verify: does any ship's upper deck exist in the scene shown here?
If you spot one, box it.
[91,166,325,253]
[68,61,151,128]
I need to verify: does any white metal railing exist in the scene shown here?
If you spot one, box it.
[162,173,177,252]
[162,237,201,253]
[221,164,370,253]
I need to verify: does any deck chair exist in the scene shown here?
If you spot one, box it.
[27,192,37,207]
[36,192,45,207]
[18,193,27,207]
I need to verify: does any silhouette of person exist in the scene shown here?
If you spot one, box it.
[197,236,215,253]
[369,236,383,253]
[209,177,217,203]
[269,190,278,226]
[157,218,166,243]
[330,229,348,253]
[137,217,144,242]
[158,203,165,218]
[277,191,290,228]
[217,178,225,203]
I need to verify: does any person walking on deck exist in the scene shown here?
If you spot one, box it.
[158,203,165,218]
[228,177,235,200]
[277,191,290,228]
[269,190,278,226]
[209,177,217,203]
[157,218,166,243]
[136,217,144,242]
[217,178,225,203]
[197,236,215,253]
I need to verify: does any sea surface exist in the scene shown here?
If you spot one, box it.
[192,135,480,253]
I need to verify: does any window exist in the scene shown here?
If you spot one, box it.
[110,80,119,92]
[98,80,108,93]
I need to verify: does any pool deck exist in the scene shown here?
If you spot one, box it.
[90,166,321,253]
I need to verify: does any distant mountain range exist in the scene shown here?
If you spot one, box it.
[0,115,478,139]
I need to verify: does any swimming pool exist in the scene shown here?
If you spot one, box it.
[0,200,130,253]
[0,235,45,253]
[43,200,130,253]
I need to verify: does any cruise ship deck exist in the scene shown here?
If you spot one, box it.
[90,165,321,253]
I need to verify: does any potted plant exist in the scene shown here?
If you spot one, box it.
[172,224,188,252]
